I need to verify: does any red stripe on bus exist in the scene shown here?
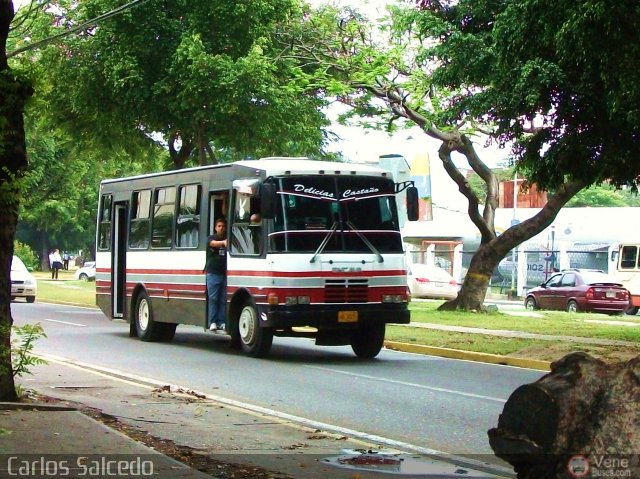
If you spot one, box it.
[226,269,406,278]
[97,268,406,277]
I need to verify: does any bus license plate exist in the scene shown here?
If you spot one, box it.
[338,311,358,323]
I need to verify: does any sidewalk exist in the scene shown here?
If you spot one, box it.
[1,359,512,479]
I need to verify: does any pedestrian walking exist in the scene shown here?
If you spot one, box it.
[49,249,63,280]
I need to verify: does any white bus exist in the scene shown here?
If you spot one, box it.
[614,243,640,315]
[96,157,419,358]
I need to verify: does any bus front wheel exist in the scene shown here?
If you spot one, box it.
[351,323,385,359]
[238,299,273,358]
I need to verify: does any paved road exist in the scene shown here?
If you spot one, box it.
[12,301,543,463]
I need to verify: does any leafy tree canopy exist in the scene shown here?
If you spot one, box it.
[414,0,640,191]
[29,0,332,168]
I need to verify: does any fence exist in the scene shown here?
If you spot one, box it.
[408,244,613,297]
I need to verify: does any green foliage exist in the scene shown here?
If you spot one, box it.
[565,185,640,207]
[13,240,38,270]
[11,323,47,379]
[32,0,330,167]
[467,167,517,204]
[412,0,640,191]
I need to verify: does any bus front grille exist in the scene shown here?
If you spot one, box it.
[325,279,369,303]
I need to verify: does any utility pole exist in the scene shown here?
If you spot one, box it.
[510,172,518,295]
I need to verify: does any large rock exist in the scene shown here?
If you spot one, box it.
[488,352,639,478]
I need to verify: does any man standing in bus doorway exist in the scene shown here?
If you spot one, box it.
[206,218,228,332]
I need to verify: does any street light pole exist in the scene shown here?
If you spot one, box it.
[551,225,556,271]
[510,172,518,294]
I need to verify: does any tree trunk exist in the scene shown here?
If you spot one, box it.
[488,352,640,479]
[0,71,29,400]
[39,233,50,271]
[438,240,504,311]
[1,1,33,401]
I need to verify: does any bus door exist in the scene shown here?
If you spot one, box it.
[209,192,227,233]
[206,192,228,322]
[112,202,127,318]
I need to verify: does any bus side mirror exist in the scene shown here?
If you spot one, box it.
[406,186,419,221]
[261,182,277,219]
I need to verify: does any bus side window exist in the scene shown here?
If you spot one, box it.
[230,191,261,255]
[620,246,638,269]
[98,194,112,251]
[151,187,176,249]
[129,190,151,249]
[176,184,201,248]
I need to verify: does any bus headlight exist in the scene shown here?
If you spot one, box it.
[382,294,404,303]
[284,295,311,305]
[284,296,297,305]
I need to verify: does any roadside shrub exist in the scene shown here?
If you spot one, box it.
[14,241,38,271]
[11,323,47,378]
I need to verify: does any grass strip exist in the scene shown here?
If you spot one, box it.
[410,301,640,342]
[33,272,96,306]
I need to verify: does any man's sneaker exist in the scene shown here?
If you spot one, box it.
[208,323,218,331]
[214,324,226,334]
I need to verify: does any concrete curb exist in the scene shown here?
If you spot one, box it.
[384,341,551,371]
[0,402,77,411]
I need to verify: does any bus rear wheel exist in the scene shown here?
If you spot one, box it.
[135,291,172,342]
[238,299,273,358]
[351,323,385,359]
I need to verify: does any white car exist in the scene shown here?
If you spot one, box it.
[11,256,37,303]
[74,261,96,281]
[407,263,459,300]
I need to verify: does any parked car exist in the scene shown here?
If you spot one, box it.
[407,264,459,300]
[10,255,37,303]
[74,261,96,281]
[524,269,630,315]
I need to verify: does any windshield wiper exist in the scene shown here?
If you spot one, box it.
[309,222,339,263]
[346,221,383,263]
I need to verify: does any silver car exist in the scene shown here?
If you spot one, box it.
[11,256,37,303]
[74,261,96,281]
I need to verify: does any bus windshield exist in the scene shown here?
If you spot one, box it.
[268,176,402,254]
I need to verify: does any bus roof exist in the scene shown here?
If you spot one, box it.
[100,157,391,185]
[235,158,390,177]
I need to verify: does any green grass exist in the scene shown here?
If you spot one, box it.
[33,271,97,307]
[410,301,640,342]
[385,325,640,362]
[386,326,551,355]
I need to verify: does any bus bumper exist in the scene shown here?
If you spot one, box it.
[259,303,410,329]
